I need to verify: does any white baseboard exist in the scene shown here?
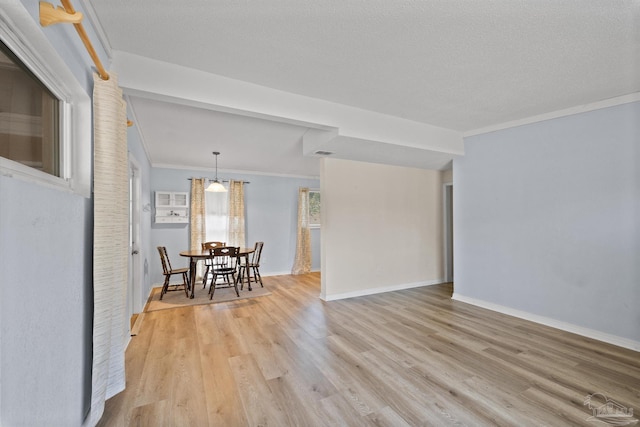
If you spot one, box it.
[260,269,320,277]
[451,293,640,352]
[262,270,294,277]
[322,279,445,302]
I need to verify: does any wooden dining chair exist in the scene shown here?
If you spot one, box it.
[157,246,190,299]
[239,241,264,289]
[201,241,226,287]
[202,241,226,250]
[208,246,240,299]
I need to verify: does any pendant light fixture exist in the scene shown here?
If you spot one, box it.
[205,151,227,192]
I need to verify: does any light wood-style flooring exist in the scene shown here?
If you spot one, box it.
[99,273,640,426]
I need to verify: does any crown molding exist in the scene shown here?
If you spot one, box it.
[464,93,640,138]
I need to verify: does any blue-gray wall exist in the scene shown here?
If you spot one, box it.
[454,101,640,345]
[0,1,108,425]
[149,167,320,290]
[127,124,153,306]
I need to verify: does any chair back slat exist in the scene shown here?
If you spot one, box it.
[252,241,264,265]
[202,241,226,250]
[209,246,239,270]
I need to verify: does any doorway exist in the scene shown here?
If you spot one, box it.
[443,182,453,283]
[128,156,142,331]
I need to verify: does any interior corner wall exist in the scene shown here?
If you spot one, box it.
[441,168,453,183]
[321,158,444,300]
[453,101,640,346]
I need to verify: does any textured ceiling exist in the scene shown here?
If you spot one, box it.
[85,0,640,174]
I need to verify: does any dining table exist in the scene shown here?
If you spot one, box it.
[179,247,256,298]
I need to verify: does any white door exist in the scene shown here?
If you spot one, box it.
[128,158,142,330]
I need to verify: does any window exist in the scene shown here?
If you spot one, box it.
[0,41,60,176]
[0,2,91,196]
[309,189,321,228]
[205,189,229,242]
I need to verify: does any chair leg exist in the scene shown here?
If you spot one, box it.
[209,272,217,299]
[160,275,170,300]
[253,266,263,287]
[223,272,231,287]
[243,264,252,290]
[232,272,239,297]
[209,270,240,299]
[202,265,210,288]
[246,264,253,287]
[182,272,189,297]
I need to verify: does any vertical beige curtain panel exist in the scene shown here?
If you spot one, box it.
[292,187,311,274]
[190,178,206,250]
[228,180,246,248]
[89,72,128,426]
[190,178,206,280]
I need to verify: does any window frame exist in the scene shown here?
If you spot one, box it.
[308,188,321,229]
[0,1,91,197]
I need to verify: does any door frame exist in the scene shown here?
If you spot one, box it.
[128,155,143,324]
[442,182,454,283]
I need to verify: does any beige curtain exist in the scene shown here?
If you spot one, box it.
[190,178,206,279]
[89,72,128,426]
[190,178,206,251]
[292,187,311,274]
[228,180,246,247]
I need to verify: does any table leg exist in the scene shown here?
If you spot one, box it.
[189,257,197,298]
[246,253,253,291]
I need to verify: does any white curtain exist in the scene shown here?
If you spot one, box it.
[292,187,311,274]
[228,180,246,247]
[88,72,128,426]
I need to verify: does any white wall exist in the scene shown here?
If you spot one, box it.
[453,101,640,348]
[321,158,445,300]
[149,167,320,290]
